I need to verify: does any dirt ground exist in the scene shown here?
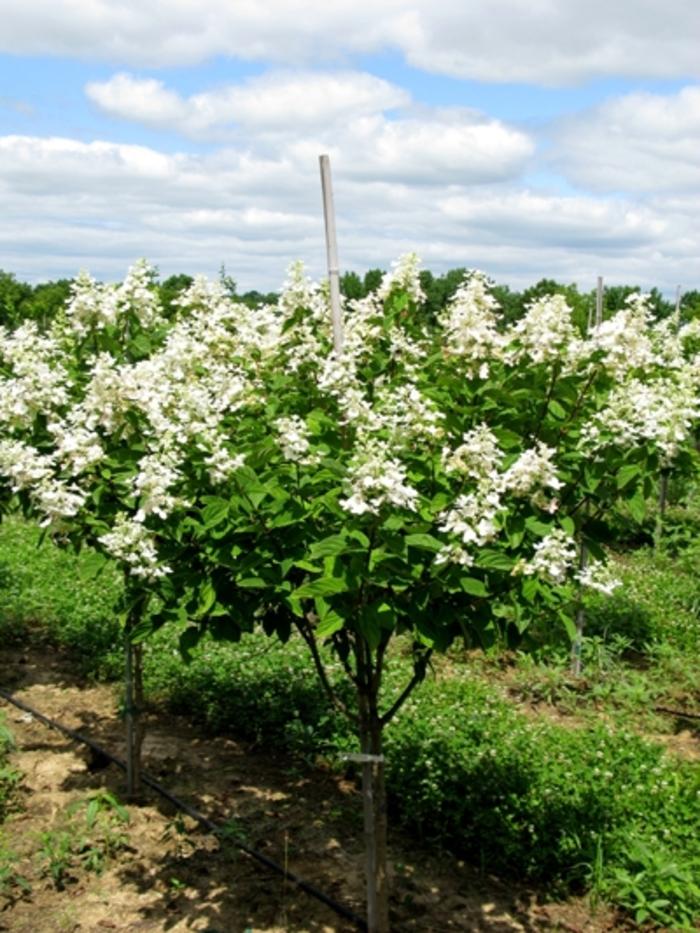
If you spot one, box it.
[0,643,632,932]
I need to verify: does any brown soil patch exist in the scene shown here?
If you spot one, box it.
[0,643,626,932]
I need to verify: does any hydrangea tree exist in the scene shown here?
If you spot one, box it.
[1,256,698,931]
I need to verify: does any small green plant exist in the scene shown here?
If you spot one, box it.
[36,790,130,888]
[0,714,21,823]
[605,840,700,929]
[0,835,31,900]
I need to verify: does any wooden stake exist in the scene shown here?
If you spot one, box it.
[319,155,344,354]
[596,276,604,327]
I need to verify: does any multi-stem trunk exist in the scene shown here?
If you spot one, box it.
[355,642,390,933]
[124,595,147,798]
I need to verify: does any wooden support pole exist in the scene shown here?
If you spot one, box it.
[319,155,344,354]
[596,276,604,327]
[571,543,588,677]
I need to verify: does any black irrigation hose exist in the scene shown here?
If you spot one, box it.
[0,686,367,931]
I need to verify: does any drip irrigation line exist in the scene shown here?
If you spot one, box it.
[0,686,367,931]
[654,705,700,721]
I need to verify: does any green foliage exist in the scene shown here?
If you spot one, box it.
[36,790,130,889]
[0,834,31,900]
[0,515,123,675]
[604,840,700,929]
[0,713,20,825]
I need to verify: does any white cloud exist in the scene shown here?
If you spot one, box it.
[552,85,700,193]
[2,0,699,84]
[86,71,534,185]
[0,132,697,295]
[86,70,410,136]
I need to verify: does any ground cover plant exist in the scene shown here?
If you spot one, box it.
[1,257,700,929]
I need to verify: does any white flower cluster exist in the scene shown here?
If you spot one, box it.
[0,439,53,490]
[274,414,320,466]
[442,423,502,482]
[134,451,183,521]
[582,372,700,464]
[576,561,621,596]
[503,443,563,511]
[580,293,655,378]
[439,272,504,376]
[340,439,419,516]
[437,428,566,565]
[0,322,69,428]
[436,490,502,566]
[204,445,246,485]
[0,439,85,526]
[98,512,170,580]
[517,529,578,584]
[373,382,445,443]
[377,253,425,306]
[66,260,163,336]
[510,294,576,364]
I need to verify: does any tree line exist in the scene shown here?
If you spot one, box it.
[2,265,699,330]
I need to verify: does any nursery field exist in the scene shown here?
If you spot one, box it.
[0,511,698,931]
[2,259,700,931]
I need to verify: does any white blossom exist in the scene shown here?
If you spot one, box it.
[517,529,578,584]
[98,512,170,580]
[377,253,425,306]
[577,561,621,596]
[439,271,505,375]
[502,442,563,511]
[340,439,419,516]
[274,414,320,466]
[510,294,576,364]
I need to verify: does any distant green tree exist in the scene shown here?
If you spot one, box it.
[238,290,279,308]
[0,271,33,328]
[340,270,364,300]
[25,279,72,327]
[158,274,194,318]
[680,290,700,322]
[363,269,384,295]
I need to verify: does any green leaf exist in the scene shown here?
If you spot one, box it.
[293,576,350,600]
[179,626,202,663]
[315,611,345,638]
[560,516,575,536]
[548,399,566,420]
[309,534,354,559]
[405,533,443,552]
[460,577,488,597]
[616,462,641,490]
[236,577,268,589]
[521,577,539,604]
[627,491,647,523]
[201,497,230,529]
[294,559,323,573]
[475,549,514,571]
[196,580,217,616]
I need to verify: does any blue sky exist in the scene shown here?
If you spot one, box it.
[0,1,699,292]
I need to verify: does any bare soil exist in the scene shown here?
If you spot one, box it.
[0,643,630,932]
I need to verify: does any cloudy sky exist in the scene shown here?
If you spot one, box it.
[0,1,698,292]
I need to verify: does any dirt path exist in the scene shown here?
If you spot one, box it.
[0,643,623,932]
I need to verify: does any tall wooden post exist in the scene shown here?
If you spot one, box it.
[319,155,344,354]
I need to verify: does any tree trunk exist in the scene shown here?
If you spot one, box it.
[359,693,390,933]
[124,627,145,797]
[655,468,670,549]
